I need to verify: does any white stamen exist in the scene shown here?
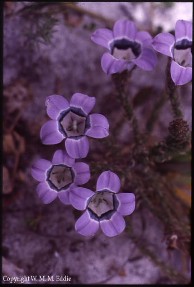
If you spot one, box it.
[72,120,78,131]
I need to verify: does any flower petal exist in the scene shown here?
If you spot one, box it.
[58,188,71,204]
[75,210,99,236]
[170,60,192,85]
[91,28,113,49]
[85,113,109,138]
[69,187,94,210]
[152,32,175,57]
[45,95,69,120]
[31,159,51,182]
[132,47,157,71]
[113,19,137,40]
[96,171,121,193]
[175,20,192,42]
[116,193,135,216]
[100,212,126,237]
[70,93,96,115]
[65,136,89,159]
[135,31,152,46]
[40,120,64,145]
[36,182,57,204]
[101,52,132,75]
[52,149,75,167]
[73,162,90,185]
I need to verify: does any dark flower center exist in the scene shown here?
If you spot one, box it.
[87,190,119,221]
[47,165,74,191]
[111,38,141,60]
[174,39,192,50]
[173,39,192,67]
[58,109,88,138]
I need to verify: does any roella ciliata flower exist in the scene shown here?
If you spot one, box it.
[31,149,90,204]
[70,171,135,237]
[91,19,157,74]
[40,93,109,159]
[152,19,192,85]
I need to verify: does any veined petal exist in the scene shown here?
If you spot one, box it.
[175,20,192,42]
[52,149,75,167]
[65,136,89,159]
[73,162,90,185]
[171,60,192,85]
[58,187,71,204]
[100,212,126,237]
[113,19,137,40]
[135,31,152,46]
[96,171,121,193]
[132,47,157,71]
[36,182,57,204]
[31,159,51,182]
[91,28,113,49]
[116,193,135,216]
[152,32,175,57]
[86,113,109,138]
[69,187,94,210]
[86,126,109,139]
[75,210,99,236]
[40,120,64,145]
[70,93,96,115]
[45,95,69,120]
[101,52,130,75]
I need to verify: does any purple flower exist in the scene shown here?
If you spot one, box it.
[91,19,157,74]
[31,149,90,204]
[40,93,109,159]
[152,20,192,85]
[69,171,135,237]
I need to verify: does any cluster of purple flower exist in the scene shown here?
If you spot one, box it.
[31,18,192,237]
[91,19,192,85]
[31,92,135,237]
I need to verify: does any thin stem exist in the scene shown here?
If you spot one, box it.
[146,91,167,133]
[166,58,183,118]
[112,70,141,145]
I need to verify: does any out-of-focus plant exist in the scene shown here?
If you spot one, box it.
[23,12,59,46]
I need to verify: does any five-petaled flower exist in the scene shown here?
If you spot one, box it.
[31,149,90,204]
[152,19,192,85]
[69,171,135,237]
[40,93,109,159]
[91,19,157,74]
